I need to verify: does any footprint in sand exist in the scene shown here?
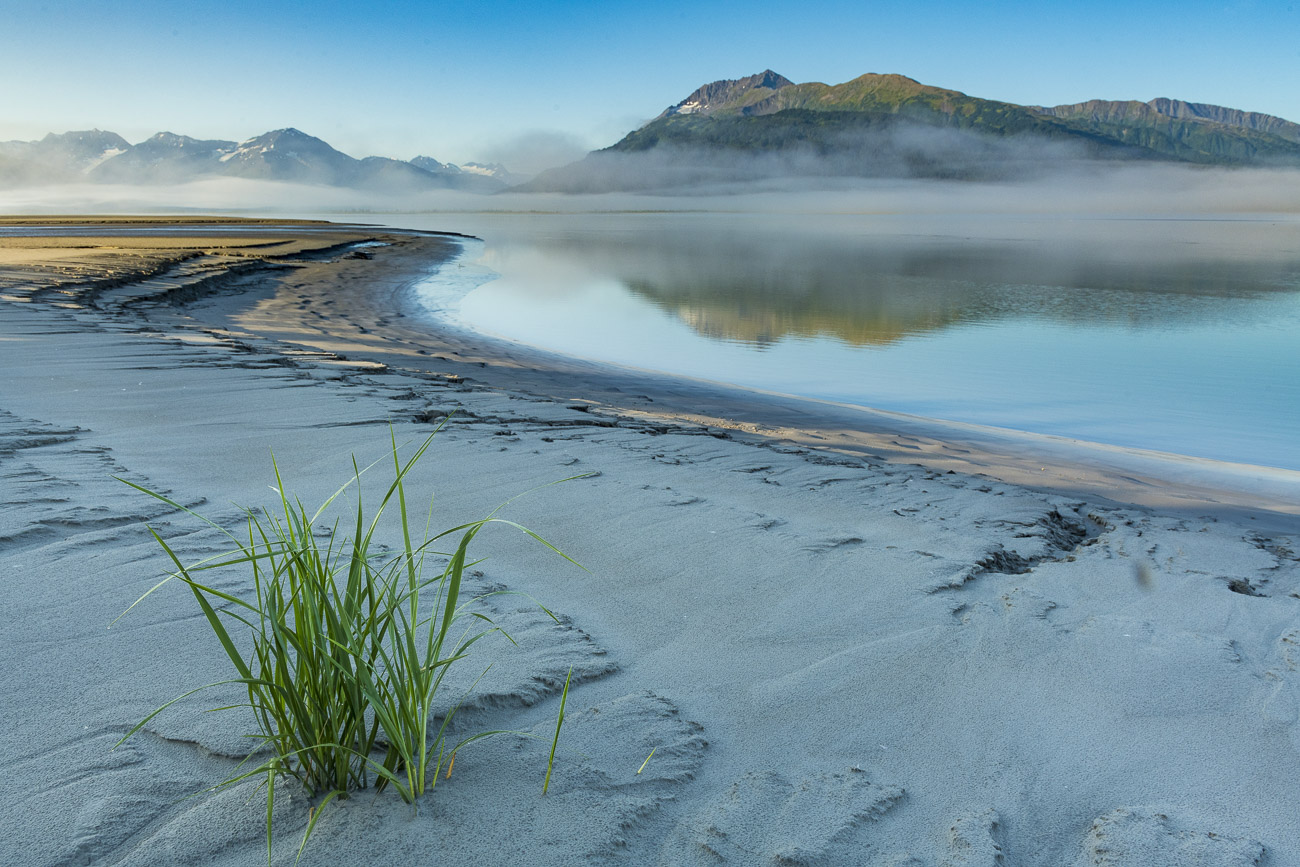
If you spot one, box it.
[1073,807,1264,866]
[662,768,904,865]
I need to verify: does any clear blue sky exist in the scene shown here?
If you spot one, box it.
[3,0,1297,172]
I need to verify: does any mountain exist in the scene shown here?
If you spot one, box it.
[0,127,516,192]
[92,132,236,183]
[1034,98,1300,161]
[459,161,523,185]
[41,129,133,173]
[1044,98,1300,143]
[214,128,359,184]
[0,129,131,184]
[213,128,447,192]
[658,69,796,118]
[410,155,458,174]
[407,155,520,191]
[523,71,1300,192]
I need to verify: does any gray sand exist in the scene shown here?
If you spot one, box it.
[2,221,1298,866]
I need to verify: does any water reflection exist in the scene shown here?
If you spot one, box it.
[531,220,1300,347]
[429,212,1300,468]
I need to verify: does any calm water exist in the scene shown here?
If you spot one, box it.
[400,212,1300,471]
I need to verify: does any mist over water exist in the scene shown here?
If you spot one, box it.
[3,161,1300,215]
[3,169,1297,469]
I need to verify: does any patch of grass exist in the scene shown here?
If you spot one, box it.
[114,426,582,860]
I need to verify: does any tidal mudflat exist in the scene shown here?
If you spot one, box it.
[2,217,1298,865]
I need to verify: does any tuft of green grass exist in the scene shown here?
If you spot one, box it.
[113,425,583,860]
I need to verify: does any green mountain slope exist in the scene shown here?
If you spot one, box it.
[524,71,1300,191]
[1036,98,1300,162]
[616,71,1095,154]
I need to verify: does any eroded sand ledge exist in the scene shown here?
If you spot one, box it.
[1,217,1297,866]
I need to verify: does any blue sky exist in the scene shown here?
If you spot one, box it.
[3,0,1297,172]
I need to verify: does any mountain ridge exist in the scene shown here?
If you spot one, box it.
[1038,98,1300,143]
[652,71,1300,142]
[6,73,1299,196]
[658,69,795,119]
[523,70,1300,192]
[0,127,515,192]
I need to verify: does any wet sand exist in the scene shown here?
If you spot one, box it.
[2,217,1297,865]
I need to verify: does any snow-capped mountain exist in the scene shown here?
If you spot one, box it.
[214,128,361,185]
[0,129,132,183]
[406,155,518,191]
[0,128,517,192]
[409,155,459,174]
[93,132,236,183]
[459,161,522,184]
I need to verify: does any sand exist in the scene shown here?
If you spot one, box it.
[2,217,1297,866]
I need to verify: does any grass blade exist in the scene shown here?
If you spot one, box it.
[542,666,573,796]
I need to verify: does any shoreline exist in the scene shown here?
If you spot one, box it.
[181,222,1300,526]
[6,213,1294,526]
[421,269,1300,524]
[4,217,1299,865]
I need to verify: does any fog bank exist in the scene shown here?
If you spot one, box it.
[0,164,1297,221]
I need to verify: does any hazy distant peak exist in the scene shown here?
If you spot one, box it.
[38,129,132,159]
[252,128,326,146]
[460,160,509,176]
[409,155,460,174]
[220,128,346,170]
[1,125,521,192]
[0,125,521,192]
[39,128,131,148]
[659,69,795,119]
[232,128,322,149]
[23,129,133,175]
[404,156,522,189]
[141,131,235,150]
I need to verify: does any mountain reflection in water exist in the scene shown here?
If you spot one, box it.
[426,212,1300,469]
[537,221,1300,348]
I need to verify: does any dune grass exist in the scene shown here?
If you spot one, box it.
[114,426,582,860]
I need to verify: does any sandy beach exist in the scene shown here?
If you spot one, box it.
[3,217,1298,866]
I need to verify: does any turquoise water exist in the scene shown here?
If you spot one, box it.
[402,212,1300,471]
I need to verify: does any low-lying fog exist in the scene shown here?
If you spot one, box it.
[4,167,1298,470]
[0,163,1298,220]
